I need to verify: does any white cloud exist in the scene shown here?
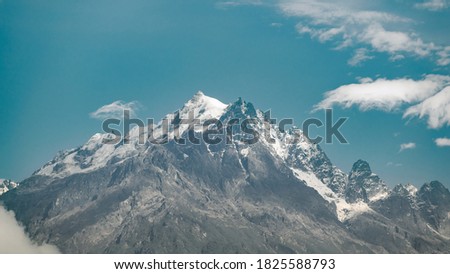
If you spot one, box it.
[360,23,433,57]
[400,142,416,152]
[437,46,450,66]
[387,162,403,167]
[314,74,450,111]
[404,86,450,128]
[270,22,283,27]
[435,137,450,147]
[90,100,140,120]
[216,0,263,8]
[348,48,374,66]
[415,0,449,11]
[278,0,447,65]
[0,206,60,254]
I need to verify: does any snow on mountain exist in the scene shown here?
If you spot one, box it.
[35,132,141,178]
[392,183,418,198]
[291,168,371,221]
[0,179,18,196]
[405,183,418,196]
[180,91,228,120]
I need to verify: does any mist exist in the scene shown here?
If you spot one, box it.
[0,206,60,254]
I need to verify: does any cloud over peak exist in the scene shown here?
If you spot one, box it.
[90,100,140,120]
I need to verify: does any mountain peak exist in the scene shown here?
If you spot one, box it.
[392,183,418,197]
[225,97,258,118]
[180,91,228,120]
[420,180,448,194]
[347,159,389,203]
[194,90,205,97]
[0,178,18,196]
[351,159,371,174]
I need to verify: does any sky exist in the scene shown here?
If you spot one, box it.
[0,0,449,188]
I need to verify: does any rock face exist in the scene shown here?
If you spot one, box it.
[1,92,450,253]
[418,181,450,237]
[346,160,389,203]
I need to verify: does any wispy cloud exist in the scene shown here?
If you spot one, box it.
[270,22,283,28]
[90,100,140,120]
[216,0,263,9]
[404,86,450,129]
[400,142,416,152]
[277,0,448,66]
[0,206,59,254]
[437,46,450,66]
[387,161,403,167]
[415,0,449,11]
[348,48,374,66]
[435,137,450,147]
[314,74,450,112]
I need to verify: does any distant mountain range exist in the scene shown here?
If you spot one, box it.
[0,179,18,196]
[1,92,450,253]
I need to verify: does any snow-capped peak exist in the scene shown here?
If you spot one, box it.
[405,183,418,196]
[0,178,18,196]
[179,91,228,121]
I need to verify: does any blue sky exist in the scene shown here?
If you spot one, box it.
[0,0,449,188]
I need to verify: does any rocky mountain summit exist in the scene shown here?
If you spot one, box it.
[0,179,18,196]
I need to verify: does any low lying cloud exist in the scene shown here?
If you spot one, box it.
[400,142,417,152]
[0,206,60,254]
[404,86,450,129]
[90,100,140,120]
[314,74,450,112]
[435,137,450,147]
[415,0,449,11]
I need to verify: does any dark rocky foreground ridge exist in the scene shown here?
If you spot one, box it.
[1,92,450,253]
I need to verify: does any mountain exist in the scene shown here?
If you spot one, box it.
[1,92,450,253]
[346,160,389,203]
[0,179,18,196]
